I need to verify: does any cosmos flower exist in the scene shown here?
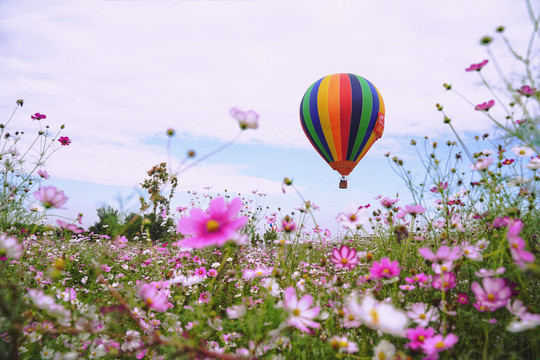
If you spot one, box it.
[331,245,359,270]
[33,186,68,209]
[230,107,259,130]
[471,277,511,312]
[470,157,494,171]
[31,113,47,120]
[58,136,71,146]
[516,85,536,97]
[369,257,400,279]
[0,234,23,260]
[475,100,495,111]
[176,197,247,248]
[465,59,488,72]
[282,287,320,333]
[511,146,534,157]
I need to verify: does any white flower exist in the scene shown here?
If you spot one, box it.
[230,107,259,130]
[511,145,534,157]
[406,302,439,327]
[329,335,359,353]
[372,340,395,360]
[121,330,141,351]
[507,177,529,187]
[261,278,281,297]
[507,312,540,332]
[346,293,409,337]
[41,347,54,359]
[226,304,247,319]
[470,157,494,171]
[525,157,540,170]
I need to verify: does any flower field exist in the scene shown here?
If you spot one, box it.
[1,3,540,360]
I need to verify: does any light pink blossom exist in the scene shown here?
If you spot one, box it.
[282,287,320,333]
[471,277,512,312]
[33,186,68,209]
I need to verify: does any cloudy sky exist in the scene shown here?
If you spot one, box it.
[0,0,534,234]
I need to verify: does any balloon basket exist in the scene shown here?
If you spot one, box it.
[339,179,348,189]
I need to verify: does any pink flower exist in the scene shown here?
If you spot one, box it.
[56,219,84,234]
[0,234,23,260]
[115,235,128,248]
[404,204,426,216]
[31,113,46,120]
[331,245,359,270]
[58,136,71,146]
[418,245,462,263]
[198,291,211,304]
[517,85,536,97]
[195,267,207,277]
[421,333,458,359]
[507,219,535,268]
[465,59,488,72]
[176,197,248,248]
[471,277,512,312]
[429,182,448,193]
[137,283,171,312]
[455,293,469,304]
[283,287,320,333]
[380,197,399,208]
[230,107,259,130]
[470,157,494,171]
[406,326,435,350]
[242,267,273,279]
[207,269,218,277]
[33,186,68,209]
[475,100,495,111]
[37,170,50,179]
[432,272,457,292]
[369,257,400,279]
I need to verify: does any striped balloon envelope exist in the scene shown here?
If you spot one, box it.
[299,73,385,188]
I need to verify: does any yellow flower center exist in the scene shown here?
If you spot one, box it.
[418,335,425,341]
[487,293,495,301]
[341,258,348,264]
[350,214,357,221]
[383,269,390,274]
[206,220,220,232]
[441,266,448,271]
[369,309,379,325]
[435,341,445,349]
[443,282,449,288]
[378,352,386,360]
[293,308,301,316]
[419,314,426,320]
[512,243,518,249]
[348,315,354,321]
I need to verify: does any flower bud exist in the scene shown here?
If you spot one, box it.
[166,128,175,137]
[443,83,452,90]
[443,116,451,124]
[480,36,493,46]
[495,26,505,33]
[436,103,443,111]
[187,150,196,158]
[410,139,417,146]
[283,177,293,186]
[16,99,24,107]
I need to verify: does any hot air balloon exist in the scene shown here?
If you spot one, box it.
[299,73,385,188]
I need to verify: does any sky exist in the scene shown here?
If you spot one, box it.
[0,0,535,235]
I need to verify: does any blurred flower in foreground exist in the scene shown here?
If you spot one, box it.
[230,107,259,130]
[175,197,247,248]
[475,100,495,111]
[346,293,408,337]
[0,234,23,260]
[58,136,71,146]
[283,287,320,333]
[465,59,488,72]
[33,186,68,209]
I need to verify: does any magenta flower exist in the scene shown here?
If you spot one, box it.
[421,333,458,358]
[507,219,535,269]
[517,85,536,97]
[198,291,211,304]
[58,136,71,146]
[31,113,47,120]
[283,287,320,333]
[176,197,248,248]
[429,182,448,193]
[369,257,400,279]
[418,245,462,263]
[475,100,495,111]
[471,277,511,312]
[404,204,426,216]
[406,326,435,350]
[194,267,207,277]
[456,293,469,304]
[33,186,68,209]
[331,245,359,270]
[465,59,488,72]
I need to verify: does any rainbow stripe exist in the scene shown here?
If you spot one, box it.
[299,73,385,176]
